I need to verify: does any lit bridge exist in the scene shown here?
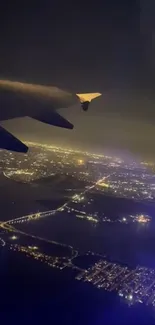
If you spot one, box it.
[6,209,57,226]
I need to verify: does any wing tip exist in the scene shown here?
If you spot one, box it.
[15,144,29,153]
[76,92,102,103]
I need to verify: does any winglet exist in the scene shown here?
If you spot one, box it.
[76,92,102,103]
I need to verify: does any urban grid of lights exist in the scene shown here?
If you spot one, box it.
[0,142,155,310]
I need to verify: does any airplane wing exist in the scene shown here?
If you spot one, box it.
[0,79,102,152]
[0,126,28,153]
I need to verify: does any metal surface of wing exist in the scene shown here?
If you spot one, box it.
[30,110,74,129]
[0,126,28,153]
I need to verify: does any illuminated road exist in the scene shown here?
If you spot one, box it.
[0,220,78,260]
[6,210,56,225]
[0,221,75,250]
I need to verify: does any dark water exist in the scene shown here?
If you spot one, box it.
[16,207,155,269]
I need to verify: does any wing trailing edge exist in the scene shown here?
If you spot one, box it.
[30,110,74,129]
[0,126,28,153]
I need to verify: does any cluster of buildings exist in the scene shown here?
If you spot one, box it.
[76,258,155,308]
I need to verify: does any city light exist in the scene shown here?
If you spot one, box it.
[136,214,151,223]
[28,246,38,250]
[98,182,110,188]
[77,159,84,165]
[128,294,133,301]
[10,235,18,240]
[2,141,155,202]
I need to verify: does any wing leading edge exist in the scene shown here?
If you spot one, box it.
[0,126,28,153]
